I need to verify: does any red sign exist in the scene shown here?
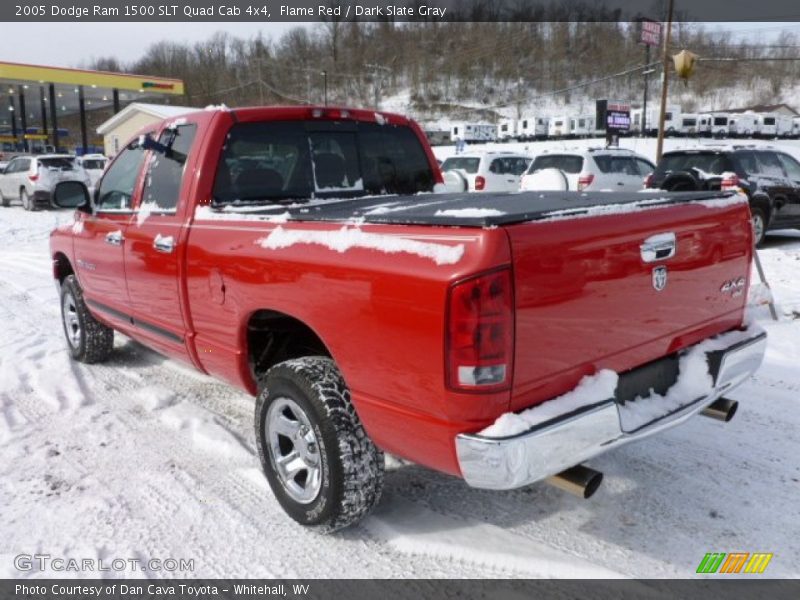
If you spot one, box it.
[640,19,662,47]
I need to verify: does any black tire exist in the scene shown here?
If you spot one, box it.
[255,357,384,533]
[60,274,114,363]
[21,189,33,211]
[750,205,768,247]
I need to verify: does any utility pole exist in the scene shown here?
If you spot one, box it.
[321,70,328,106]
[643,44,650,136]
[365,63,391,110]
[655,0,675,163]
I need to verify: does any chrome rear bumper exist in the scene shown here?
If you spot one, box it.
[455,329,767,490]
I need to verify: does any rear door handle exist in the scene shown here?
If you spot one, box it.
[105,231,124,246]
[640,232,676,262]
[153,234,175,253]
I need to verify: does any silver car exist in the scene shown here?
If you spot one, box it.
[0,154,91,210]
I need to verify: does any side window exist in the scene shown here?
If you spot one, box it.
[736,152,760,175]
[4,159,18,173]
[96,141,147,211]
[142,124,198,211]
[756,152,785,178]
[635,158,655,176]
[489,159,504,174]
[776,153,800,180]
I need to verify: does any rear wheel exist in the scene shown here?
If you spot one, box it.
[750,206,767,247]
[255,357,384,533]
[21,189,33,211]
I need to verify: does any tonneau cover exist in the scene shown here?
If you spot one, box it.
[215,191,739,228]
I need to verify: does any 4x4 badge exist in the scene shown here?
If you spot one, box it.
[652,266,668,291]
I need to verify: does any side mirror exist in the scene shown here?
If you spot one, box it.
[53,181,91,212]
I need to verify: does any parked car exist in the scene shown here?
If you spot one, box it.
[49,105,764,532]
[520,147,654,192]
[644,145,800,245]
[440,151,531,192]
[0,154,91,210]
[76,154,109,189]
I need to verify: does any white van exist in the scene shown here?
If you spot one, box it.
[729,113,759,137]
[757,113,793,138]
[571,115,596,138]
[450,123,496,143]
[516,116,548,140]
[631,106,680,135]
[497,119,516,142]
[548,116,571,138]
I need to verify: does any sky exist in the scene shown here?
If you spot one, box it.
[2,22,308,67]
[1,22,797,68]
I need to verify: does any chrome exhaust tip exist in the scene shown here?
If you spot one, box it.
[546,465,604,499]
[701,397,739,423]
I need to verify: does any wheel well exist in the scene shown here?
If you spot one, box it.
[53,253,74,283]
[751,195,771,222]
[246,310,331,383]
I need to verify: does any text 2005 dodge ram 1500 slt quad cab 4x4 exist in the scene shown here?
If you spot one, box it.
[49,106,766,531]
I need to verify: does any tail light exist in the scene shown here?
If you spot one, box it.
[446,269,514,391]
[577,173,594,190]
[643,172,654,188]
[474,175,486,191]
[721,173,741,190]
[28,172,39,182]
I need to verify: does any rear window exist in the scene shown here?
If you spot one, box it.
[81,159,106,170]
[529,155,583,174]
[657,152,734,176]
[441,156,480,174]
[213,120,434,205]
[38,157,75,169]
[593,155,640,175]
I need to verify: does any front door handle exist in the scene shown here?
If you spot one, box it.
[105,231,124,246]
[641,232,676,262]
[153,234,175,253]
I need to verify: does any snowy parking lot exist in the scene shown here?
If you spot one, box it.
[0,205,798,579]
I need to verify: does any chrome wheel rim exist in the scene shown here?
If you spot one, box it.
[62,290,81,349]
[266,397,322,504]
[752,214,764,243]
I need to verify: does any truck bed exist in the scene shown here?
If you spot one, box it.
[213,190,742,228]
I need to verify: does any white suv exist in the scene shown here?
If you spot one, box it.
[519,147,655,192]
[440,152,531,192]
[0,154,91,210]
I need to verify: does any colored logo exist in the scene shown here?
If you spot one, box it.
[696,552,773,574]
[142,82,175,90]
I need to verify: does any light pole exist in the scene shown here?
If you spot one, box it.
[655,0,675,163]
[321,70,328,106]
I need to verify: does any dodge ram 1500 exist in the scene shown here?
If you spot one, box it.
[49,106,766,531]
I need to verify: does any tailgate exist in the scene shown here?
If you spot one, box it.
[506,198,752,411]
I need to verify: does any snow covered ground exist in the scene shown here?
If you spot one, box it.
[0,204,798,579]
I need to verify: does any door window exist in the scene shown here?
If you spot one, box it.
[756,152,786,178]
[776,153,800,180]
[142,124,198,211]
[96,141,147,211]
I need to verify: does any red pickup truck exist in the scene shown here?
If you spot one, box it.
[50,106,766,532]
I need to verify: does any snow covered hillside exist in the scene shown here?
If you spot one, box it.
[0,206,798,579]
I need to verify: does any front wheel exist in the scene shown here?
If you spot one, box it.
[751,206,767,247]
[255,357,384,533]
[60,275,114,363]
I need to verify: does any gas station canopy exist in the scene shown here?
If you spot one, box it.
[1,61,184,153]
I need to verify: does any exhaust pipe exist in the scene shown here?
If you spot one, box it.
[701,397,739,423]
[546,465,603,499]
